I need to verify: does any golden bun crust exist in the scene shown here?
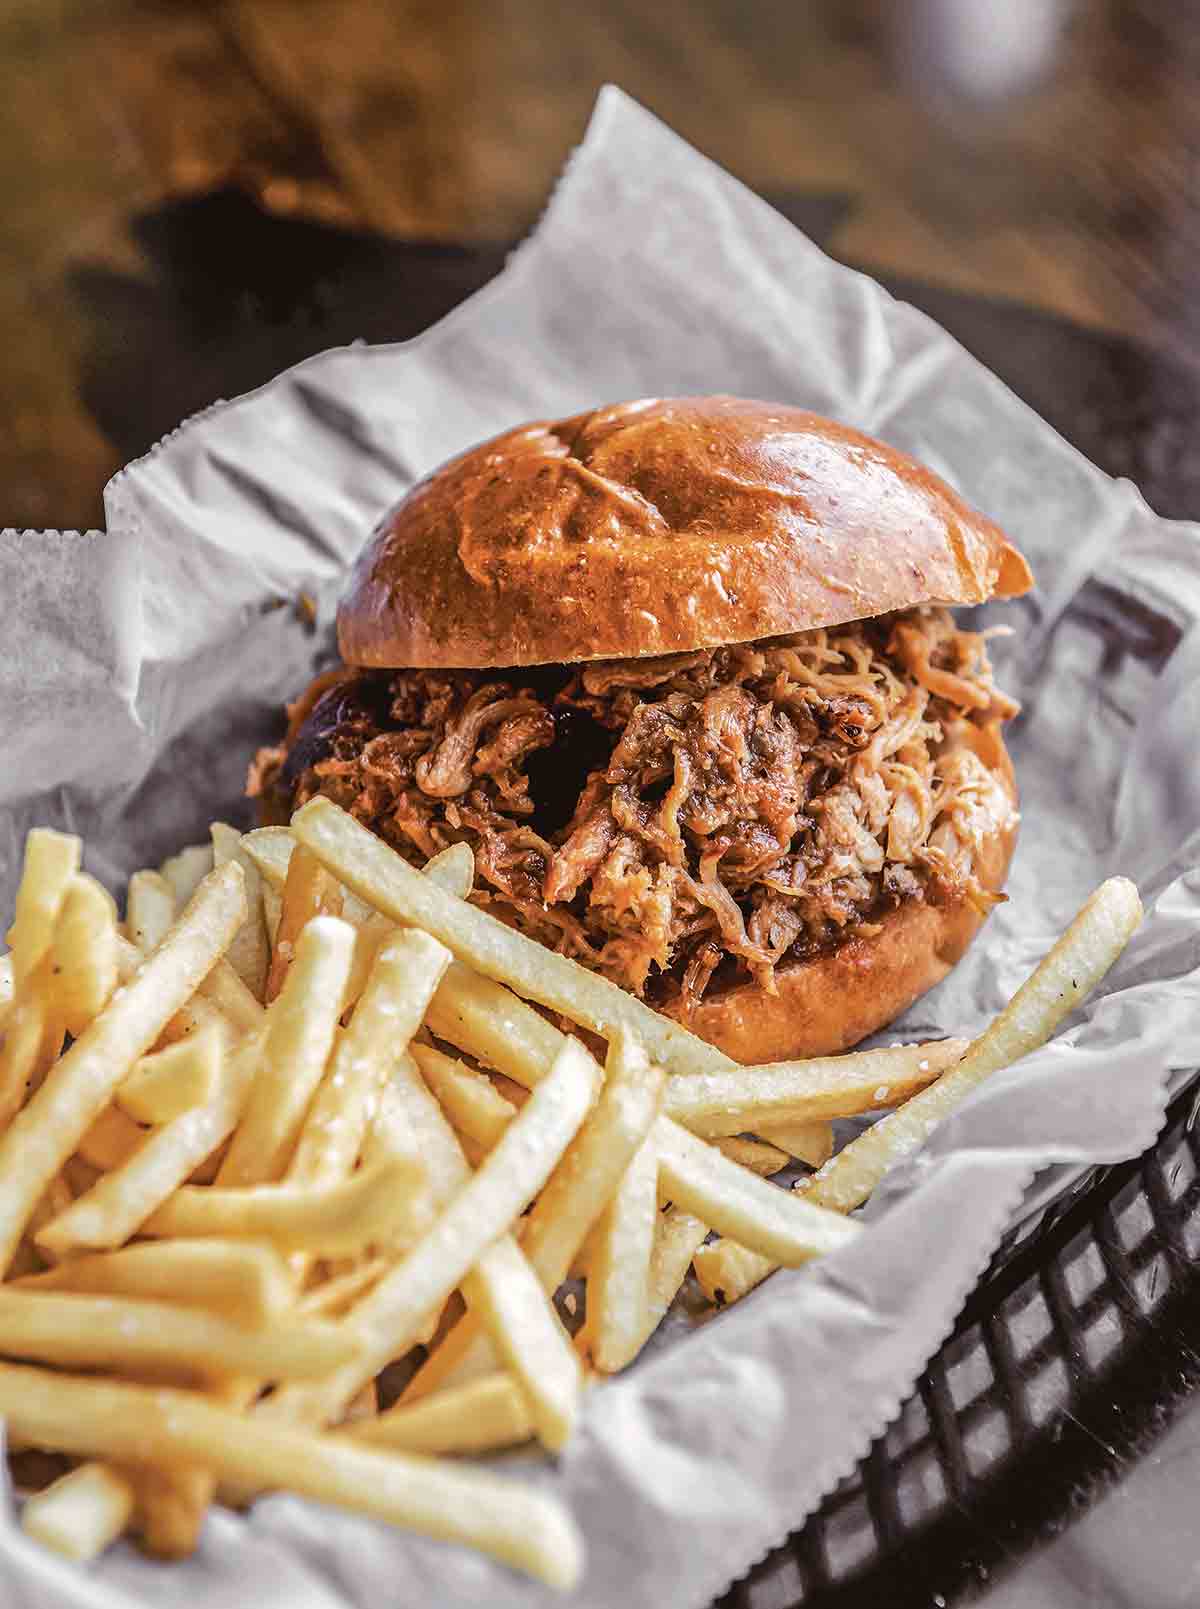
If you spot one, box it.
[338,396,1033,669]
[668,724,1019,1062]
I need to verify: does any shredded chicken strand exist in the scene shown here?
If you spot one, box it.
[255,607,1019,1008]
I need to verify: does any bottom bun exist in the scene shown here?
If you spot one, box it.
[665,729,1018,1063]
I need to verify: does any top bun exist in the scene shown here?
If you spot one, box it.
[338,396,1033,669]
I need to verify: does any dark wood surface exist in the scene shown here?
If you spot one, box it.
[5,0,1200,530]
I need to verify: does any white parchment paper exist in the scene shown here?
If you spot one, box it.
[2,86,1200,1609]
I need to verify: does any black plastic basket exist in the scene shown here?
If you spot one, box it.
[719,1079,1200,1607]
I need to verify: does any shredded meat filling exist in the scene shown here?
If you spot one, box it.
[253,607,1019,1012]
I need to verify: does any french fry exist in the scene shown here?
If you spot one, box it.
[489,1070,531,1109]
[219,916,355,1186]
[754,1120,834,1169]
[425,962,564,1089]
[156,864,463,1545]
[643,1209,709,1341]
[413,987,855,1372]
[6,828,80,989]
[13,1240,292,1327]
[140,1159,427,1255]
[580,1133,660,1373]
[25,1172,74,1266]
[461,1236,581,1452]
[654,1118,858,1265]
[241,828,377,925]
[258,1036,602,1434]
[239,826,296,891]
[159,843,214,908]
[412,1042,517,1155]
[114,929,262,1039]
[403,1033,664,1405]
[714,1137,790,1175]
[0,862,246,1274]
[195,959,265,1036]
[334,843,472,1016]
[210,824,270,1000]
[261,881,283,949]
[420,991,847,1276]
[118,1026,223,1125]
[802,878,1143,1216]
[340,1381,378,1427]
[0,974,52,1131]
[76,1103,146,1171]
[289,929,451,1190]
[244,825,472,914]
[663,1040,967,1137]
[52,876,120,1038]
[293,798,730,1075]
[423,841,476,900]
[0,1364,582,1588]
[340,912,393,1012]
[266,843,344,1001]
[40,1028,265,1255]
[125,870,176,954]
[347,1373,533,1457]
[299,1256,388,1317]
[0,1290,358,1379]
[157,992,235,1052]
[368,1056,472,1206]
[696,876,1145,1308]
[20,1462,136,1562]
[692,1239,772,1309]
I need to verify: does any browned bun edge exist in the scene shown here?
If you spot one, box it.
[666,726,1018,1062]
[338,396,1033,669]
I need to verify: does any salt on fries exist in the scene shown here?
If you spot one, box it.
[0,803,1141,1592]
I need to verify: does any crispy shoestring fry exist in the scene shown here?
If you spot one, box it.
[257,1036,601,1438]
[0,863,246,1274]
[53,876,120,1039]
[21,1463,137,1562]
[140,1159,427,1255]
[663,1039,967,1136]
[403,1032,664,1404]
[219,916,355,1186]
[125,870,176,955]
[0,1364,581,1587]
[713,1136,790,1175]
[0,1288,358,1378]
[266,843,343,1002]
[13,1238,292,1325]
[754,1119,834,1168]
[118,1026,223,1125]
[696,876,1144,1306]
[38,1029,266,1256]
[580,1132,660,1373]
[151,863,459,1548]
[3,790,1138,1593]
[347,1373,534,1456]
[6,829,81,990]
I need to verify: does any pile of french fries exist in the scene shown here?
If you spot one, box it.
[0,795,1142,1588]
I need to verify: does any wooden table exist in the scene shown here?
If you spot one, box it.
[4,0,1200,531]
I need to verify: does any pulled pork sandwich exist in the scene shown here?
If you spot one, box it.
[253,397,1033,1061]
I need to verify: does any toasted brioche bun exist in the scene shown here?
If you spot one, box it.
[338,396,1033,669]
[669,723,1018,1062]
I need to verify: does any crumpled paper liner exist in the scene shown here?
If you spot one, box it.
[2,85,1199,1609]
